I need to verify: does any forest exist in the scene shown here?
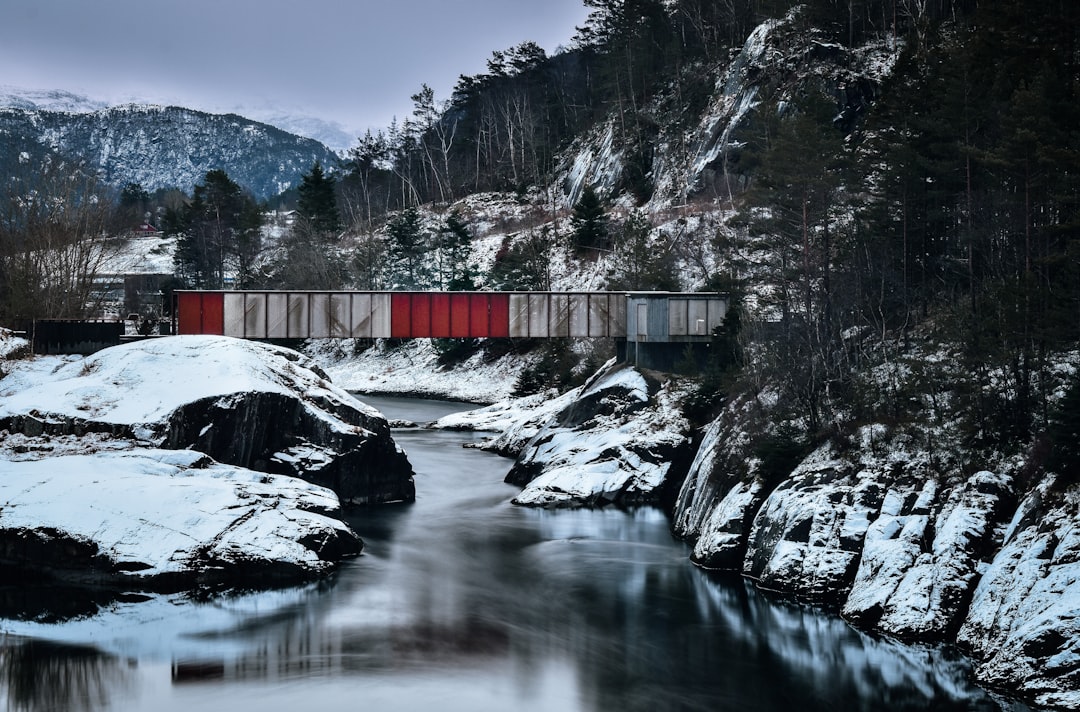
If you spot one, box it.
[1,0,1078,476]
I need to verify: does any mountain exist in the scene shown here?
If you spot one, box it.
[0,85,108,113]
[0,103,340,201]
[238,110,357,153]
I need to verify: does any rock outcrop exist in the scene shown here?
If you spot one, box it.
[503,365,694,508]
[433,362,695,509]
[0,450,362,591]
[673,400,1078,710]
[0,335,414,505]
[0,336,414,596]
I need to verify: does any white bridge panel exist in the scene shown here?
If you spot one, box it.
[223,293,246,337]
[288,293,309,337]
[509,294,530,338]
[267,293,289,339]
[370,293,392,338]
[310,294,331,338]
[330,294,351,338]
[549,294,570,337]
[568,295,588,336]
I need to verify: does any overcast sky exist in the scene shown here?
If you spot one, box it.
[1,0,591,146]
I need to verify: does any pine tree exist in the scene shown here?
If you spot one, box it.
[438,210,478,290]
[297,161,341,235]
[606,211,679,291]
[570,184,608,253]
[172,169,258,289]
[385,206,430,289]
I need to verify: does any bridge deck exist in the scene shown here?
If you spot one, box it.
[175,290,726,342]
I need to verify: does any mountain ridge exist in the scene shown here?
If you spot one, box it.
[0,98,342,201]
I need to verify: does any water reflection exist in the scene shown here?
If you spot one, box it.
[0,640,134,712]
[0,397,1031,711]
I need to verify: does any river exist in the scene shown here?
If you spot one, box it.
[0,396,1028,711]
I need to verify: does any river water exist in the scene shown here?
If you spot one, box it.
[0,397,1028,711]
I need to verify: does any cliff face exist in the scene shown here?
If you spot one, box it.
[673,396,1079,710]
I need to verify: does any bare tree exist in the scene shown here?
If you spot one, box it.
[0,156,117,324]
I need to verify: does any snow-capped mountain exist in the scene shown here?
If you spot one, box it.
[0,98,341,201]
[0,85,108,113]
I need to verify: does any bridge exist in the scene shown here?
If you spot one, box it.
[175,290,729,370]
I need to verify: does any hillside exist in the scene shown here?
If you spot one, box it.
[0,103,339,200]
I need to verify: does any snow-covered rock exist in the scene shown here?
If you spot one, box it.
[0,335,414,505]
[439,362,694,508]
[0,450,362,590]
[672,391,763,541]
[742,443,876,604]
[0,328,29,360]
[956,479,1080,709]
[844,470,1012,641]
[676,399,1080,709]
[691,478,767,569]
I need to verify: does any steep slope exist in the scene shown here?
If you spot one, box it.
[0,104,340,200]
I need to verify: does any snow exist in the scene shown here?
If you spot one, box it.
[0,335,382,439]
[0,335,397,592]
[306,337,529,404]
[432,362,691,508]
[97,234,177,276]
[0,327,29,359]
[956,480,1080,708]
[0,449,355,579]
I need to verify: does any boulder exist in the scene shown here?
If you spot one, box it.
[956,479,1080,710]
[0,335,414,505]
[503,364,694,508]
[0,450,363,591]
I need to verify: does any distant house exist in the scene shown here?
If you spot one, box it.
[133,222,161,238]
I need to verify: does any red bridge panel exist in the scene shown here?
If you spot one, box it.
[431,293,451,336]
[488,293,510,337]
[468,294,488,337]
[390,293,412,337]
[446,293,466,338]
[177,292,224,335]
[410,293,432,338]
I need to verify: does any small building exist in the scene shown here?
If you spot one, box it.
[132,222,161,238]
[621,292,728,371]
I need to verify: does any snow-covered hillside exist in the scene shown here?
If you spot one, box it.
[0,103,338,200]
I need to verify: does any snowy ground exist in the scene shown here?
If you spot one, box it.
[0,328,28,359]
[305,338,531,404]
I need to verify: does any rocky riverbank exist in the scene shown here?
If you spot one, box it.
[430,358,1078,711]
[0,336,414,593]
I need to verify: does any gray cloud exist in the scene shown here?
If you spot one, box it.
[0,0,589,143]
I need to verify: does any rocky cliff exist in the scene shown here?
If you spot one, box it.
[674,394,1079,710]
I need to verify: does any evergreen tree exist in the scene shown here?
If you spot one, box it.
[570,184,608,253]
[385,206,430,289]
[606,211,679,291]
[488,228,552,291]
[297,161,341,235]
[118,182,150,228]
[170,169,261,289]
[437,210,478,290]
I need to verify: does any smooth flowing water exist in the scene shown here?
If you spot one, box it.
[0,397,1027,712]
